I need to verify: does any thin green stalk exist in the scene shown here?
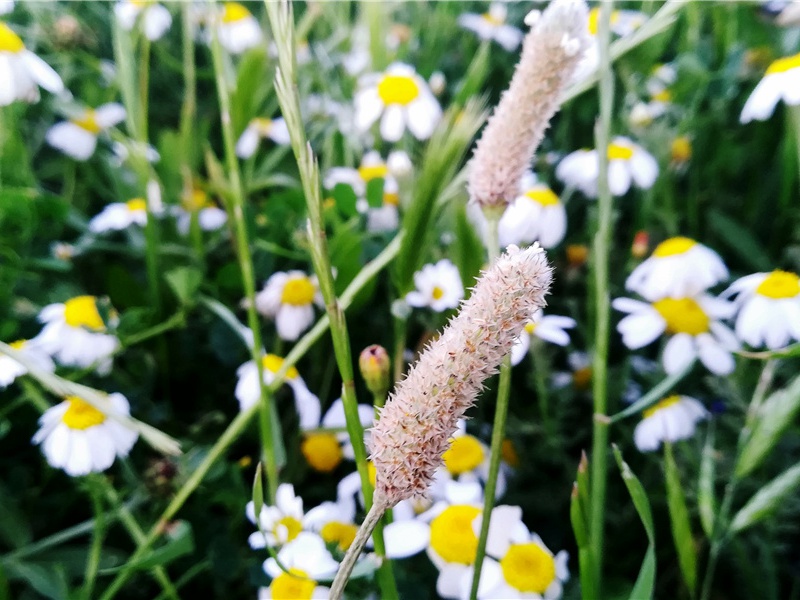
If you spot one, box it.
[789,105,800,194]
[363,1,387,72]
[179,3,197,171]
[589,3,615,596]
[138,36,151,142]
[530,338,554,439]
[82,481,105,600]
[208,9,279,502]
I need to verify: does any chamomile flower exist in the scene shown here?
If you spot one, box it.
[723,270,800,349]
[260,532,338,599]
[613,295,739,375]
[634,395,708,452]
[0,21,63,106]
[354,62,442,142]
[572,8,648,83]
[46,104,127,161]
[406,259,464,312]
[0,339,55,389]
[235,117,290,158]
[626,237,728,301]
[235,354,321,427]
[115,1,172,41]
[556,137,658,198]
[247,483,317,549]
[34,296,119,374]
[511,309,576,366]
[458,4,523,52]
[254,271,323,341]
[89,198,149,233]
[300,398,374,473]
[32,393,138,476]
[175,188,227,233]
[741,52,800,123]
[212,2,262,55]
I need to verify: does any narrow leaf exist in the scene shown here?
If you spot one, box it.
[698,429,717,538]
[629,546,656,600]
[730,462,800,534]
[252,462,264,522]
[664,443,697,595]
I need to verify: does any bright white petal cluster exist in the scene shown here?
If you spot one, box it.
[115,1,172,41]
[89,198,149,233]
[511,308,576,366]
[246,483,312,549]
[0,339,55,389]
[235,117,290,158]
[634,395,708,452]
[254,271,323,341]
[32,393,138,476]
[46,103,126,161]
[724,270,800,349]
[33,296,120,374]
[458,4,523,51]
[626,236,728,301]
[0,21,64,106]
[211,2,262,55]
[355,62,442,142]
[556,136,658,198]
[406,259,464,312]
[741,52,800,123]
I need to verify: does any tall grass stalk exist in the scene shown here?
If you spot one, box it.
[81,481,106,600]
[208,6,279,501]
[589,2,615,595]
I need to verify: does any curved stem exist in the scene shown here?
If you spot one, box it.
[330,502,386,600]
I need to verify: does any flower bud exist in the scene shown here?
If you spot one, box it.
[359,345,391,399]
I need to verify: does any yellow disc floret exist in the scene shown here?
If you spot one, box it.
[500,543,557,593]
[524,188,560,207]
[443,435,485,475]
[221,2,251,23]
[274,516,302,543]
[358,163,389,182]
[126,198,147,212]
[607,142,634,161]
[62,396,106,430]
[429,505,481,564]
[262,354,300,380]
[431,286,444,301]
[269,568,316,600]
[653,297,710,335]
[320,521,358,551]
[281,276,316,306]
[64,296,105,331]
[0,22,24,53]
[643,394,681,419]
[71,110,102,134]
[301,433,343,473]
[756,270,800,299]
[652,236,696,257]
[671,136,692,163]
[766,52,800,75]
[377,74,420,106]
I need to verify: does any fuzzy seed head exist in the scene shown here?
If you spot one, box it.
[368,245,553,508]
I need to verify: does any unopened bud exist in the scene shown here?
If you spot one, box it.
[631,230,649,259]
[359,345,391,398]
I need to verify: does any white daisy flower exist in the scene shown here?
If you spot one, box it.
[246,483,320,549]
[32,393,138,477]
[111,140,160,166]
[46,103,127,161]
[634,395,708,452]
[175,188,227,233]
[551,351,592,391]
[33,296,120,374]
[613,295,739,375]
[235,117,290,158]
[741,52,800,123]
[0,20,63,106]
[300,398,374,474]
[511,309,576,366]
[458,4,523,52]
[254,271,323,341]
[88,198,149,233]
[0,339,55,389]
[406,259,464,312]
[212,2,262,55]
[556,136,658,198]
[354,62,442,142]
[114,1,172,41]
[259,532,338,599]
[625,236,729,301]
[234,354,320,428]
[723,270,800,349]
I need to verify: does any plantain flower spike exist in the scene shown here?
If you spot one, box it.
[369,244,552,508]
[467,0,590,213]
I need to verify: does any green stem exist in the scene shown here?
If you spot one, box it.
[179,3,197,172]
[589,3,615,597]
[138,36,151,142]
[209,7,279,502]
[81,481,105,600]
[530,338,554,439]
[120,312,186,348]
[789,105,800,195]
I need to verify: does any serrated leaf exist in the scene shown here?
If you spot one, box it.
[736,374,800,478]
[698,429,717,538]
[730,462,800,534]
[664,443,697,595]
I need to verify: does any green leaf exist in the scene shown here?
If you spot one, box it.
[730,462,800,534]
[736,374,800,478]
[365,178,385,209]
[451,201,484,291]
[664,443,697,595]
[609,362,693,424]
[4,561,69,600]
[252,462,264,523]
[629,546,656,600]
[100,521,194,575]
[165,267,203,307]
[453,40,491,107]
[698,429,717,538]
[0,486,32,549]
[707,209,771,272]
[331,183,358,219]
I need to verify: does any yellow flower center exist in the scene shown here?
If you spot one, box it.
[524,322,537,335]
[320,521,358,551]
[253,117,273,135]
[181,189,212,211]
[262,354,299,380]
[429,505,481,564]
[269,568,316,600]
[368,461,377,487]
[273,516,303,543]
[652,89,672,102]
[280,276,316,306]
[443,435,485,475]
[71,110,102,135]
[588,8,620,35]
[501,438,520,468]
[500,543,557,593]
[643,394,682,419]
[482,12,504,26]
[358,163,389,182]
[126,198,147,212]
[377,74,420,106]
[766,52,800,75]
[756,270,800,299]
[653,297,710,335]
[301,433,343,473]
[671,136,692,163]
[62,396,106,430]
[652,236,696,257]
[64,295,105,331]
[0,22,24,53]
[607,142,634,161]
[431,286,445,301]
[10,339,27,350]
[384,192,400,206]
[221,2,251,23]
[524,188,559,207]
[572,366,592,391]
